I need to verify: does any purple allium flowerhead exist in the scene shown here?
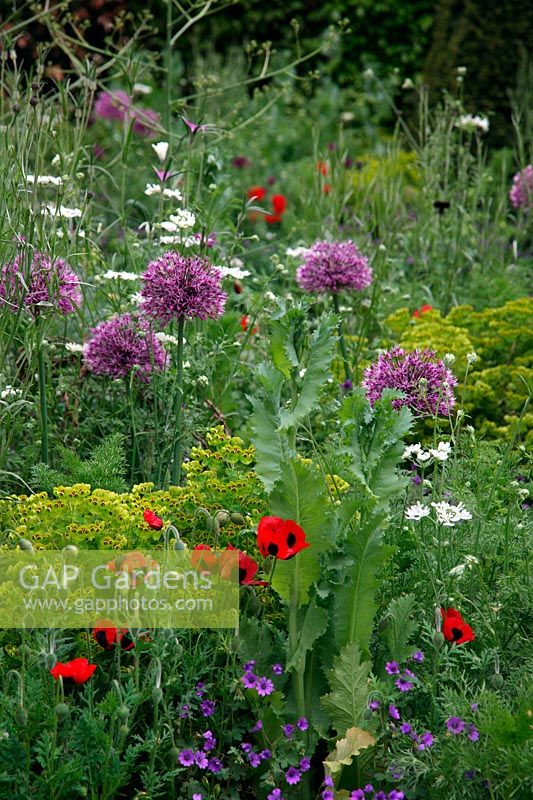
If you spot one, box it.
[509,165,533,210]
[446,716,465,735]
[385,661,400,675]
[0,250,81,316]
[296,240,373,295]
[83,313,167,382]
[92,91,160,137]
[93,90,131,122]
[256,676,274,697]
[140,252,227,326]
[200,699,216,717]
[362,346,457,417]
[285,767,301,785]
[178,748,195,766]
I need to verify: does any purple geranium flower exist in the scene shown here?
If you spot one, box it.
[267,790,284,800]
[140,252,227,326]
[395,676,414,693]
[241,743,252,754]
[418,731,434,749]
[194,750,208,769]
[368,699,381,711]
[350,791,365,800]
[322,791,334,800]
[200,700,216,717]
[251,720,263,732]
[242,672,258,689]
[283,724,294,738]
[296,240,373,294]
[0,250,81,317]
[385,661,400,675]
[208,757,223,773]
[389,792,405,800]
[248,752,261,768]
[178,748,195,766]
[83,313,167,382]
[272,663,283,675]
[389,704,401,720]
[467,724,479,741]
[362,346,457,417]
[411,650,425,663]
[400,722,412,734]
[260,749,271,760]
[285,767,301,785]
[446,716,465,735]
[297,717,309,731]
[256,677,274,697]
[300,756,311,772]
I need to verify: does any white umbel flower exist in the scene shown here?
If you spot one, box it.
[405,502,430,520]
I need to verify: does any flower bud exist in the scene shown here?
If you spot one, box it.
[173,537,187,551]
[54,703,69,720]
[230,513,246,525]
[45,653,57,670]
[152,687,163,704]
[362,708,373,720]
[215,510,230,527]
[18,538,34,551]
[117,705,129,721]
[168,746,180,765]
[14,708,28,726]
[119,725,130,737]
[490,673,504,689]
[432,631,445,649]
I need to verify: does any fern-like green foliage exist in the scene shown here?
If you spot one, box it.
[381,593,418,663]
[31,434,128,494]
[321,641,372,734]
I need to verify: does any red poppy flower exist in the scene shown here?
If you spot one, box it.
[93,619,134,651]
[257,516,310,560]
[221,544,269,586]
[316,160,328,176]
[265,195,287,225]
[247,186,266,201]
[412,304,433,318]
[191,544,219,570]
[143,509,164,530]
[323,183,332,194]
[50,657,97,684]
[441,607,475,645]
[240,315,258,334]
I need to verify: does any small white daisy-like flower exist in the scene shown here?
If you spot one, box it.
[456,114,489,134]
[155,332,179,347]
[405,502,430,520]
[431,501,472,526]
[467,352,478,365]
[64,342,85,353]
[169,209,196,229]
[144,183,162,196]
[1,385,23,401]
[286,246,309,258]
[217,265,251,280]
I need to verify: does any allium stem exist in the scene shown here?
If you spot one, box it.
[37,338,49,465]
[171,317,185,485]
[332,292,352,384]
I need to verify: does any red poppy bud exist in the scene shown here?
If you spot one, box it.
[143,509,164,530]
[234,280,243,294]
[256,516,310,560]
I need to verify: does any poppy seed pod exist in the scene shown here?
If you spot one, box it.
[490,673,504,689]
[18,538,34,551]
[45,653,58,670]
[14,708,28,726]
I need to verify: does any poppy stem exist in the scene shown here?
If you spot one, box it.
[332,292,352,384]
[171,317,186,485]
[288,555,310,800]
[36,324,49,466]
